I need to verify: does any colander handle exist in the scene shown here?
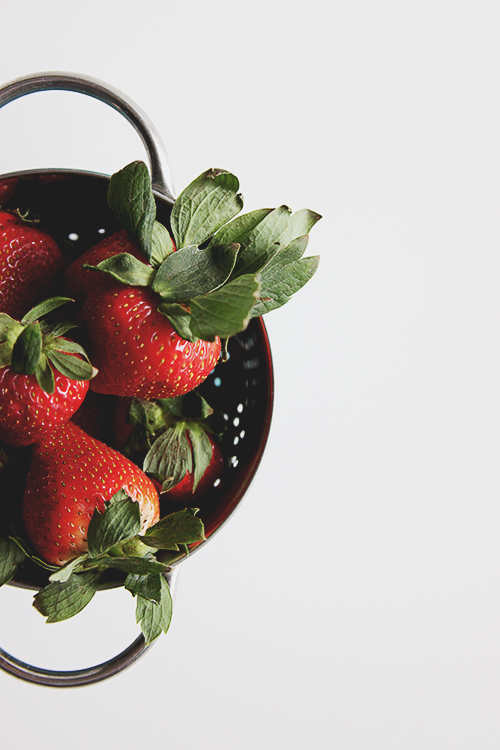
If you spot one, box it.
[0,568,179,688]
[0,71,176,203]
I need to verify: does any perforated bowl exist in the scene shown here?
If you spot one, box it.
[0,73,273,687]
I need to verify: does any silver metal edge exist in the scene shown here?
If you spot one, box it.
[0,568,179,687]
[0,71,175,202]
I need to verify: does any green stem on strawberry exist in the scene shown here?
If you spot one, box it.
[0,298,98,447]
[121,391,223,495]
[29,494,205,644]
[0,296,95,393]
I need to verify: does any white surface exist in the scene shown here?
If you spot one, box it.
[1,0,500,748]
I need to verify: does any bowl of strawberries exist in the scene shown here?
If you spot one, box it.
[0,73,320,686]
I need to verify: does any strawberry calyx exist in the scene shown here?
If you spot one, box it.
[1,490,205,643]
[121,391,221,493]
[83,160,320,344]
[0,206,41,225]
[0,297,96,394]
[0,535,27,585]
[23,491,205,643]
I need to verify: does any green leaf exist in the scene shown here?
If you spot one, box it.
[143,425,192,491]
[128,398,168,434]
[45,349,95,381]
[208,208,273,247]
[0,313,17,339]
[159,391,213,421]
[11,321,42,375]
[0,536,25,586]
[35,353,55,394]
[0,341,12,368]
[125,573,162,604]
[189,274,260,341]
[10,535,59,571]
[152,243,239,302]
[87,496,142,558]
[250,236,311,314]
[157,303,196,343]
[107,161,156,260]
[21,297,73,326]
[251,255,320,317]
[46,321,78,339]
[279,209,322,246]
[140,508,205,550]
[229,208,321,283]
[188,424,214,491]
[150,221,175,268]
[109,488,130,505]
[46,338,90,360]
[83,253,155,287]
[263,234,310,269]
[84,555,169,576]
[0,314,22,350]
[49,554,87,583]
[231,205,292,277]
[33,571,101,623]
[171,169,243,248]
[136,575,172,645]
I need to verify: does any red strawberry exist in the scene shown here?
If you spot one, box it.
[23,421,160,566]
[0,298,95,446]
[66,228,220,400]
[80,285,220,399]
[0,177,19,204]
[64,230,146,300]
[117,392,225,498]
[0,364,90,447]
[0,212,65,319]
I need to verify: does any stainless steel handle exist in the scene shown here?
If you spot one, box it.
[0,568,178,688]
[0,634,151,688]
[0,71,176,202]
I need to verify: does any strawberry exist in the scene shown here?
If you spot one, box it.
[0,211,65,319]
[0,177,19,204]
[117,392,225,498]
[0,363,90,448]
[0,298,95,446]
[21,453,204,643]
[70,161,320,401]
[64,229,147,301]
[80,285,220,398]
[166,433,224,501]
[23,421,160,566]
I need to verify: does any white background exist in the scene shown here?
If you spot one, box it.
[0,1,500,748]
